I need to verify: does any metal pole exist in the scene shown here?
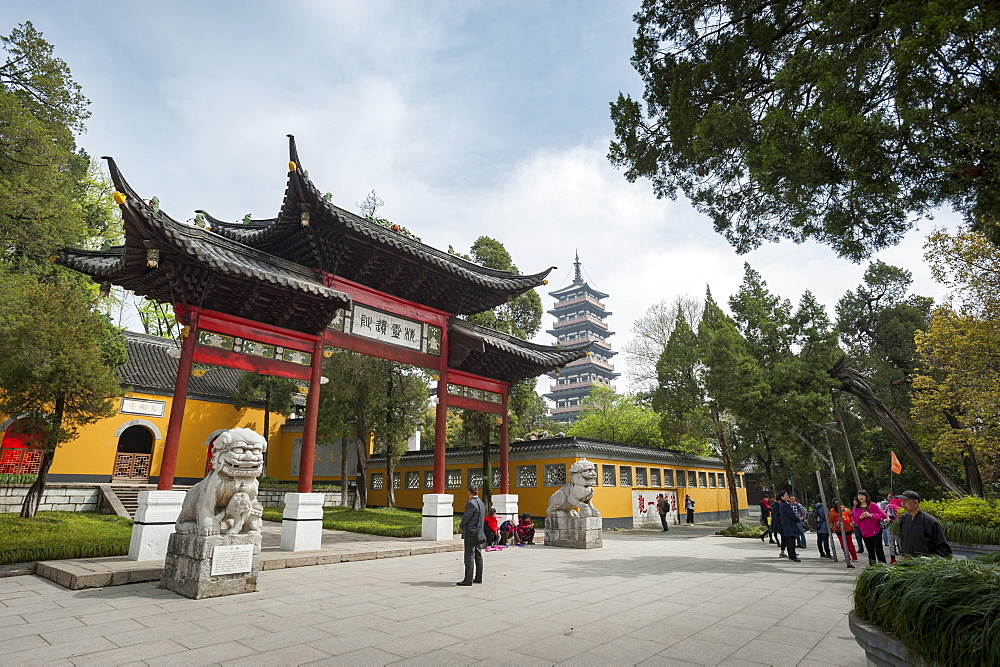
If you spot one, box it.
[815,468,839,563]
[824,431,854,569]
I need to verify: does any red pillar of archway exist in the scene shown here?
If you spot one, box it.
[297,339,325,493]
[157,327,197,490]
[500,391,510,494]
[433,331,450,494]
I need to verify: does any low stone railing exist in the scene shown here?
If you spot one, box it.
[0,484,101,514]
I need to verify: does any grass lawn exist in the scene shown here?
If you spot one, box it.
[0,511,133,565]
[262,505,461,538]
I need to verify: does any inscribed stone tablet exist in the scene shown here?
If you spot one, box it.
[211,544,254,575]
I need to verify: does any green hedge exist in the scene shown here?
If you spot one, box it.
[0,473,36,485]
[0,511,133,565]
[715,523,766,538]
[921,497,1000,528]
[854,553,1000,666]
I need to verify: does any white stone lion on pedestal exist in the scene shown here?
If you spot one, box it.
[175,427,266,536]
[546,458,601,518]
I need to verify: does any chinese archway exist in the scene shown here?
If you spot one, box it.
[60,136,590,498]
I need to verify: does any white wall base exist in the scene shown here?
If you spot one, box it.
[280,492,325,551]
[128,490,186,561]
[421,493,455,541]
[492,493,519,526]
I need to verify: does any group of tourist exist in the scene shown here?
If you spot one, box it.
[757,488,951,565]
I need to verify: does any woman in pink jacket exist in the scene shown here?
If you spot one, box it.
[852,490,887,564]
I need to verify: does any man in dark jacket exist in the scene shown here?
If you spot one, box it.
[457,486,486,586]
[776,491,801,562]
[896,490,952,558]
[771,493,785,557]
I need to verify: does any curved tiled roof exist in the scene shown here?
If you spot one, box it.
[58,158,351,335]
[204,135,553,315]
[119,331,250,401]
[370,436,727,468]
[449,318,591,383]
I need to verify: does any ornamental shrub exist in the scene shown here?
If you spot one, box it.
[853,553,1000,666]
[920,497,1000,528]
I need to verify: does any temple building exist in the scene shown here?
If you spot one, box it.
[544,253,619,422]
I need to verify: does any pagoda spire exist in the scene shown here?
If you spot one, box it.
[573,250,582,285]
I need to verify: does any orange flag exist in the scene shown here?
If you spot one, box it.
[891,452,903,474]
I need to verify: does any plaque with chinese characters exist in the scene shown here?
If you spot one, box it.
[350,305,423,351]
[210,544,254,575]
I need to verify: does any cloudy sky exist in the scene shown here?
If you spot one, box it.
[7,2,956,393]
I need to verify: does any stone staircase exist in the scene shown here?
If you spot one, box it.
[100,484,191,519]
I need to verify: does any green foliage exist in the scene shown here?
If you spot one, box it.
[257,477,341,491]
[921,497,1000,529]
[653,313,709,450]
[0,511,132,565]
[567,386,664,448]
[611,1,1000,259]
[232,373,299,467]
[0,473,36,485]
[715,523,766,538]
[937,521,1000,547]
[0,274,125,451]
[261,505,460,538]
[853,555,1000,665]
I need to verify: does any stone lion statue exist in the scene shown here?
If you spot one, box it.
[546,458,601,518]
[175,427,266,536]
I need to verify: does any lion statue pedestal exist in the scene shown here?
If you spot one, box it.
[544,458,603,549]
[161,428,266,599]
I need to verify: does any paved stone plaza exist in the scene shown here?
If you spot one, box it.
[0,525,865,666]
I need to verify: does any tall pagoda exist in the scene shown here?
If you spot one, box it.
[544,253,619,422]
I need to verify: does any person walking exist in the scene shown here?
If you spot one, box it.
[830,503,858,561]
[772,493,786,557]
[457,486,485,586]
[885,496,903,563]
[851,497,866,554]
[790,496,807,549]
[776,491,801,562]
[895,490,952,558]
[685,495,695,524]
[759,495,774,544]
[852,490,888,565]
[814,502,832,558]
[656,493,670,532]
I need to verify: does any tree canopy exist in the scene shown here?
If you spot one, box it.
[610,0,1000,260]
[567,386,664,448]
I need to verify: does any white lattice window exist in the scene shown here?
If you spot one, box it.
[736,474,743,488]
[406,472,420,489]
[468,468,484,488]
[718,473,727,488]
[650,468,661,487]
[602,464,616,486]
[698,471,707,488]
[708,472,716,488]
[424,470,434,489]
[517,465,537,487]
[620,466,633,487]
[393,472,401,490]
[492,467,501,489]
[446,469,462,489]
[545,463,566,487]
[676,469,685,487]
[636,467,647,486]
[371,473,384,490]
[688,471,697,487]
[664,469,675,487]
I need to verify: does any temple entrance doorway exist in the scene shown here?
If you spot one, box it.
[113,425,154,482]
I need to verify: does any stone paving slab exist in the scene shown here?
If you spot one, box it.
[1,525,866,666]
[35,522,462,589]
